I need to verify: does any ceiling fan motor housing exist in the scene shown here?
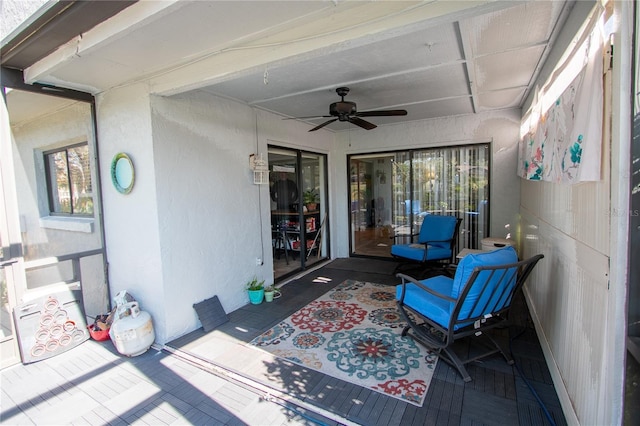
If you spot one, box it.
[330,101,357,119]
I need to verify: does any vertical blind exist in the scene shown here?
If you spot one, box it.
[393,143,490,250]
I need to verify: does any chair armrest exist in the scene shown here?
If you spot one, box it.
[421,238,454,244]
[396,273,457,303]
[417,238,456,262]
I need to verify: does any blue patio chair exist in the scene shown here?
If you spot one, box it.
[396,246,544,382]
[390,214,462,274]
[404,199,422,216]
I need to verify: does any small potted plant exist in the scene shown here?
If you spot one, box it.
[303,189,319,211]
[246,277,265,305]
[264,285,275,302]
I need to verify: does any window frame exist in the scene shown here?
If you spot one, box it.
[43,142,94,217]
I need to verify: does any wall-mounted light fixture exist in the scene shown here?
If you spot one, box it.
[249,153,269,185]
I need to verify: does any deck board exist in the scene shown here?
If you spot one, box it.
[1,258,566,425]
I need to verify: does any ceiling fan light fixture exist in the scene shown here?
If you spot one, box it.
[330,101,357,116]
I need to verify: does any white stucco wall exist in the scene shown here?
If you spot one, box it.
[151,91,261,340]
[0,0,48,40]
[98,86,333,343]
[331,109,522,258]
[150,91,335,342]
[96,84,165,338]
[8,96,107,316]
[96,83,521,344]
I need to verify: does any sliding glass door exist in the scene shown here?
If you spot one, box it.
[269,146,328,281]
[349,144,490,257]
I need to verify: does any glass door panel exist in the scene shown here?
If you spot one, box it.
[269,147,328,281]
[301,152,327,269]
[2,88,107,367]
[390,152,413,246]
[0,191,21,367]
[269,148,300,279]
[413,145,490,249]
[349,154,398,257]
[349,144,489,258]
[1,91,23,367]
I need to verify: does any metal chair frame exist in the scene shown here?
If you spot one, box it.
[391,216,462,275]
[396,253,544,382]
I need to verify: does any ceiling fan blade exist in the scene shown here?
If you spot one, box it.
[283,115,332,120]
[348,116,377,130]
[356,109,408,117]
[309,118,338,132]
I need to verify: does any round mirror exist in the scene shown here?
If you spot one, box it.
[111,153,135,194]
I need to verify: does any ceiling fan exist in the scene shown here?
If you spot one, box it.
[291,87,408,132]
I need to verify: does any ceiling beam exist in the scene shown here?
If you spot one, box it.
[247,60,467,106]
[1,67,92,102]
[457,20,479,114]
[1,1,137,70]
[143,1,514,97]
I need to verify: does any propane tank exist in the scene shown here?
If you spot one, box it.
[109,302,155,357]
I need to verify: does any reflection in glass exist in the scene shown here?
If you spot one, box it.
[0,268,12,339]
[44,143,93,215]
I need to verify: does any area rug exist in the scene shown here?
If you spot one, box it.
[249,280,437,407]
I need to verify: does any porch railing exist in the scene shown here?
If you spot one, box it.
[22,248,105,288]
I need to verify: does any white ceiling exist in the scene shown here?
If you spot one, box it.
[8,0,591,132]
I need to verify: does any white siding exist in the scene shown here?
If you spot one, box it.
[518,2,631,422]
[520,206,610,423]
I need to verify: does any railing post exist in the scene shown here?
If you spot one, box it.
[72,257,81,286]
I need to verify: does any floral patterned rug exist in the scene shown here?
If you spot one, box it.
[249,280,437,407]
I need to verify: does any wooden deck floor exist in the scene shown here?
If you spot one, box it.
[0,258,566,425]
[168,258,566,426]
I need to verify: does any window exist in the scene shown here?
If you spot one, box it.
[44,143,94,216]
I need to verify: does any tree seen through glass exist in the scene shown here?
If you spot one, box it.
[45,143,93,216]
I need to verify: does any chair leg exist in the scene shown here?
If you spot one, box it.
[485,332,514,365]
[393,261,425,277]
[407,335,473,382]
[392,261,407,275]
[398,303,472,382]
[281,231,289,265]
[441,347,473,383]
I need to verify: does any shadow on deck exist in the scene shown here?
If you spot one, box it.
[168,257,566,426]
[0,257,565,425]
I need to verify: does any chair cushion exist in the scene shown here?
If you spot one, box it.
[418,215,457,245]
[451,246,518,320]
[396,275,454,329]
[390,244,452,262]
